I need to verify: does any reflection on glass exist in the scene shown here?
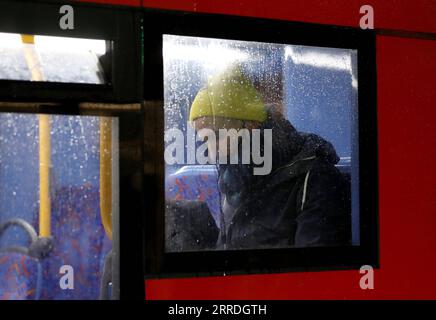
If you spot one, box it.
[0,33,107,84]
[0,113,118,300]
[164,34,359,252]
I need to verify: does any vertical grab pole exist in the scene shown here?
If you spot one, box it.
[39,114,51,238]
[21,34,51,237]
[111,118,120,300]
[100,118,113,240]
[100,117,116,299]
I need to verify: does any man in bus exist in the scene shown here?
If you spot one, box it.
[180,64,351,250]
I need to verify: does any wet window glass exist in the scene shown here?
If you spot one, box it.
[0,33,107,84]
[0,113,118,300]
[163,35,359,252]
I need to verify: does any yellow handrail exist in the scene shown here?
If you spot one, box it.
[21,34,51,237]
[100,118,113,240]
[21,35,43,81]
[21,35,114,240]
[39,114,51,237]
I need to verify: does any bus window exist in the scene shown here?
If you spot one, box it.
[163,34,358,252]
[0,33,107,84]
[0,113,118,300]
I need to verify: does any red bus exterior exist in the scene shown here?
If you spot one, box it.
[76,0,436,300]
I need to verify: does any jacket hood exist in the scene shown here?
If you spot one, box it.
[261,110,339,172]
[293,133,340,165]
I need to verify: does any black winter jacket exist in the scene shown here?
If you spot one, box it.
[216,113,351,250]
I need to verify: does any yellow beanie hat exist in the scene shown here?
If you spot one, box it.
[189,65,267,123]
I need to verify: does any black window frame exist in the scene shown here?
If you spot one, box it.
[143,9,379,278]
[0,0,143,103]
[0,0,145,300]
